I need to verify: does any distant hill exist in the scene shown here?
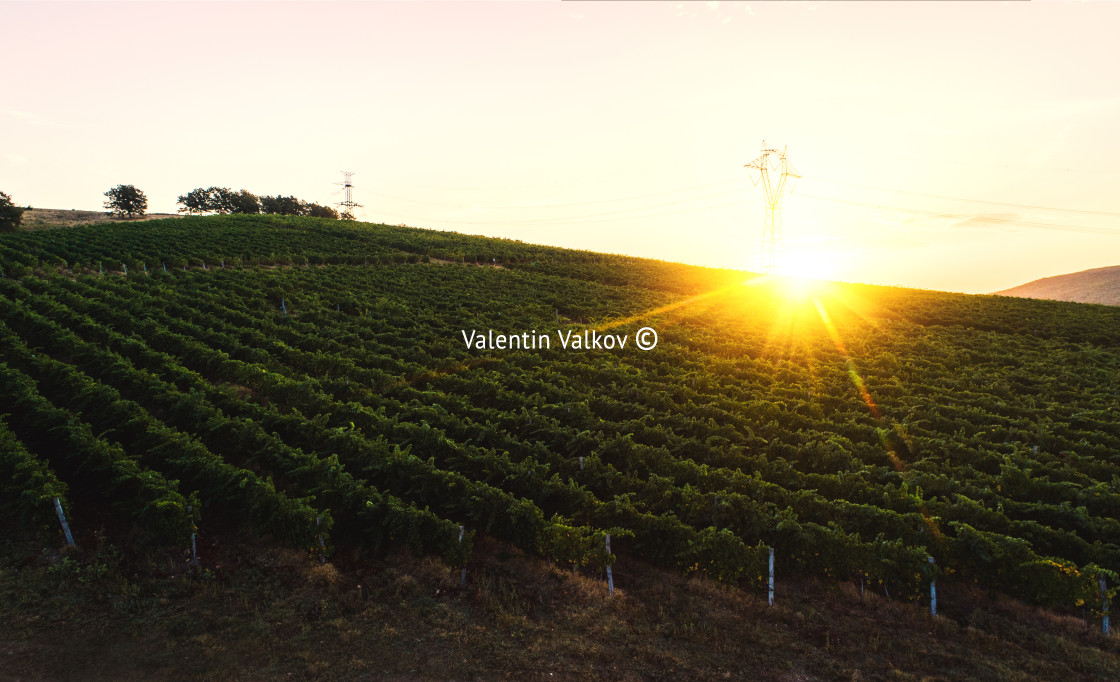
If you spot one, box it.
[993,265,1120,306]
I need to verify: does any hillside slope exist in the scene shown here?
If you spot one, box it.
[16,207,182,231]
[2,215,1120,678]
[993,265,1120,306]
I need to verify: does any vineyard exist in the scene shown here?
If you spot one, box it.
[3,213,1120,618]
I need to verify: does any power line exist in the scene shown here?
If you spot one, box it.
[805,178,1120,219]
[377,197,748,229]
[348,161,1116,240]
[373,187,744,227]
[367,179,742,211]
[828,149,1120,177]
[799,192,1120,236]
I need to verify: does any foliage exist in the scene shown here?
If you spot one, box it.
[103,184,147,219]
[260,195,304,216]
[0,191,26,232]
[176,188,209,215]
[178,187,260,215]
[305,203,338,220]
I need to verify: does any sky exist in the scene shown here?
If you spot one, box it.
[2,0,1118,294]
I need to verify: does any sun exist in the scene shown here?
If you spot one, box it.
[774,274,820,304]
[774,248,835,281]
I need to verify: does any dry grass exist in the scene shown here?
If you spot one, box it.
[1,534,1118,681]
[18,207,181,230]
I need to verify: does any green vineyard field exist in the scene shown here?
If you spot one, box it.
[3,214,1120,612]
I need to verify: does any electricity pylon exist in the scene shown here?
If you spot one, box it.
[336,171,362,220]
[745,141,800,274]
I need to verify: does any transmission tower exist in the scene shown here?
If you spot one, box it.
[336,171,362,220]
[745,141,800,274]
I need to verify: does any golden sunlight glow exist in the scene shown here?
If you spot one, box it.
[774,248,836,281]
[775,275,822,305]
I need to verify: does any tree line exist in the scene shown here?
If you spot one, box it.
[0,185,348,231]
[177,186,340,219]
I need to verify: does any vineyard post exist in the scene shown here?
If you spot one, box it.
[53,497,75,547]
[221,260,225,269]
[1102,575,1110,636]
[98,264,102,276]
[281,298,287,316]
[122,262,127,275]
[162,262,167,273]
[188,506,199,567]
[142,263,147,273]
[768,547,775,606]
[459,526,467,586]
[316,516,327,565]
[579,456,584,471]
[202,262,207,271]
[605,533,614,596]
[929,556,937,616]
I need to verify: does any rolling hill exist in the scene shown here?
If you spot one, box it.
[994,265,1120,306]
[2,214,1120,679]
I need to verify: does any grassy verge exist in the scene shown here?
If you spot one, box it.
[2,532,1118,681]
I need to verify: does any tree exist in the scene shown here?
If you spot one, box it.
[205,187,238,214]
[177,188,209,215]
[305,203,339,220]
[260,195,303,216]
[177,187,259,215]
[0,191,26,232]
[230,189,260,214]
[104,184,147,219]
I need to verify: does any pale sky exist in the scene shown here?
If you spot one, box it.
[2,1,1118,294]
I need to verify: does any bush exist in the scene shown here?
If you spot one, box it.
[0,191,26,232]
